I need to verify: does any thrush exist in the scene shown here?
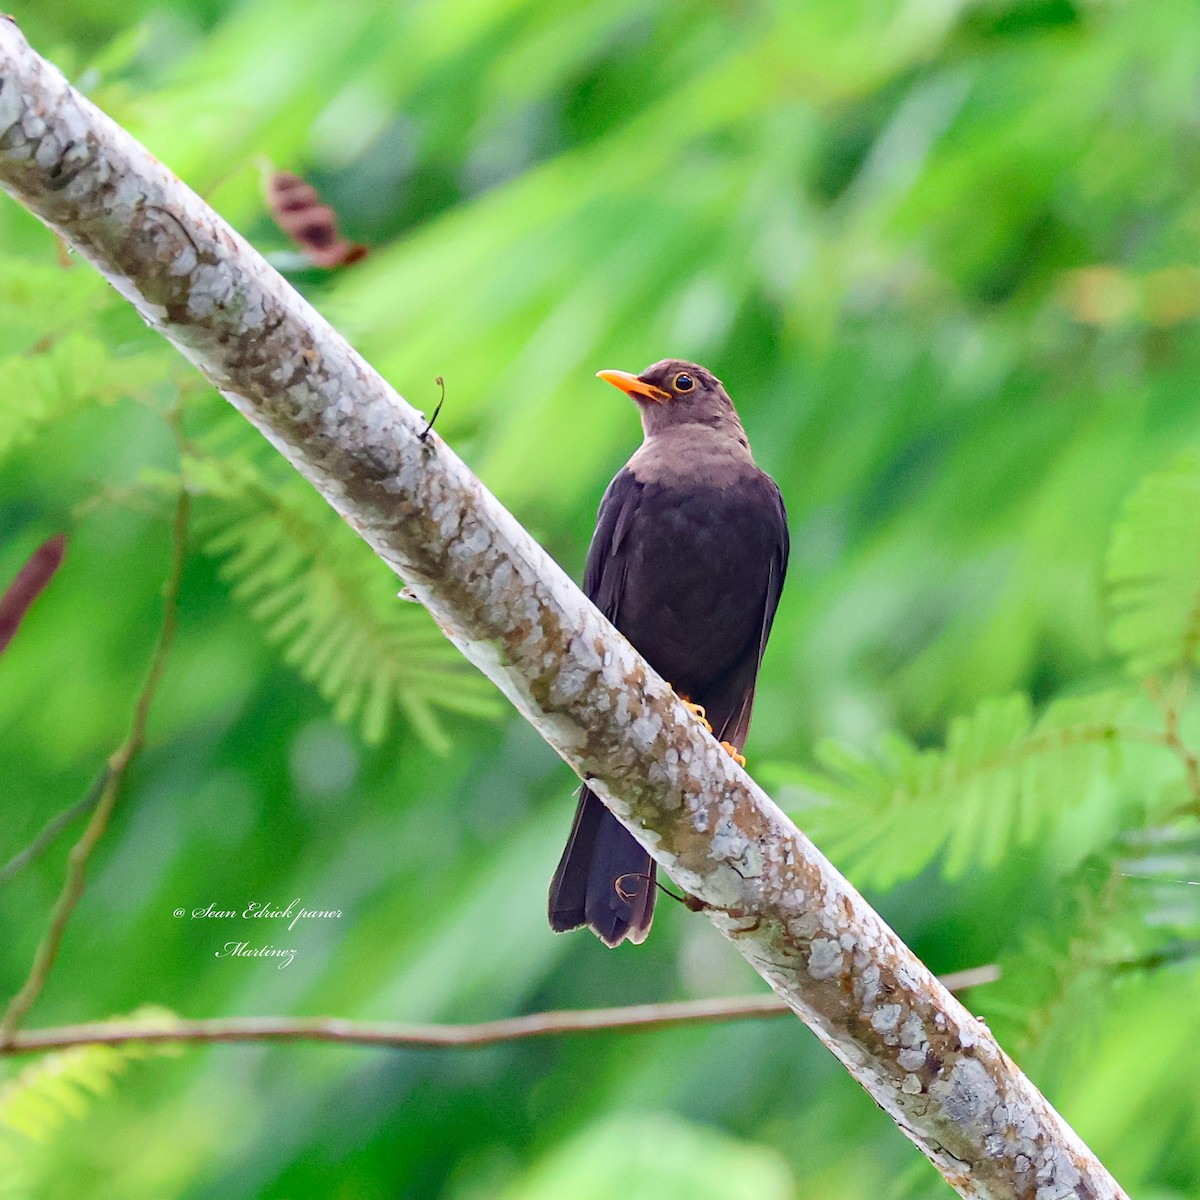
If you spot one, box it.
[548,359,789,947]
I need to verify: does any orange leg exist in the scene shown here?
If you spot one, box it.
[678,695,713,734]
[676,692,747,766]
[720,741,747,768]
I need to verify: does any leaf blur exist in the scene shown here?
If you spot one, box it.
[3,1,1200,1196]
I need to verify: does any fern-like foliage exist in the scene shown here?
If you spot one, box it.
[1107,452,1200,676]
[0,331,165,463]
[982,826,1200,1087]
[0,259,166,462]
[1113,824,1200,951]
[772,690,1128,888]
[981,853,1131,1083]
[0,258,106,349]
[179,409,501,750]
[0,1006,181,1199]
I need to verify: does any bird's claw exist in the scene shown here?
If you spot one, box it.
[720,741,747,767]
[680,697,712,733]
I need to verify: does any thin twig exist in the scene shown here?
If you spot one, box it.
[0,533,65,655]
[1165,667,1193,725]
[0,770,107,886]
[0,490,189,1045]
[418,375,445,443]
[1114,725,1173,750]
[0,966,1001,1057]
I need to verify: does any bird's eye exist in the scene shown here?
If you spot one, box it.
[673,372,694,392]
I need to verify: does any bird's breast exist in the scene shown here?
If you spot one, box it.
[613,474,778,695]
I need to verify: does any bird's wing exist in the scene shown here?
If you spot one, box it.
[756,478,789,669]
[712,477,789,748]
[582,467,787,749]
[555,468,656,947]
[582,468,644,624]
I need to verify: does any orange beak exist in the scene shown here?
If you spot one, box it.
[596,369,670,403]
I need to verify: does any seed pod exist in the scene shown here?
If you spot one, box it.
[0,534,66,656]
[264,170,367,269]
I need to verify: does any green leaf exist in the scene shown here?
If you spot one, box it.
[982,854,1130,1078]
[0,1008,179,1145]
[0,332,163,461]
[983,828,1200,1089]
[502,1113,795,1200]
[1108,453,1200,676]
[182,410,501,749]
[774,690,1127,887]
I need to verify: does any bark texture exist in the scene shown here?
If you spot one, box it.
[0,20,1126,1200]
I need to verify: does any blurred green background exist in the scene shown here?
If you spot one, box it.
[3,0,1200,1196]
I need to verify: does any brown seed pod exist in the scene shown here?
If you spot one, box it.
[0,534,66,656]
[264,170,367,269]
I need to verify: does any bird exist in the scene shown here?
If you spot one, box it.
[548,359,789,947]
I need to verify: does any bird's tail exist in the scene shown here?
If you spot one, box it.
[548,785,656,948]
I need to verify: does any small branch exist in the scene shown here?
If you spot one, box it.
[0,533,65,655]
[1115,725,1171,750]
[0,490,189,1044]
[0,967,1000,1057]
[0,770,106,886]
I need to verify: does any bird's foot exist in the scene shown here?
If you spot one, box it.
[679,696,713,734]
[720,741,747,768]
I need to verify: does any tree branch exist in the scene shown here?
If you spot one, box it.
[0,967,1001,1056]
[0,21,1126,1199]
[0,770,105,886]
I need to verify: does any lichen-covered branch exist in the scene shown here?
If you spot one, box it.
[0,20,1126,1200]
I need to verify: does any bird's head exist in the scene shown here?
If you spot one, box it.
[596,359,741,438]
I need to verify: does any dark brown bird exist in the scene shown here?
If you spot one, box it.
[548,359,789,947]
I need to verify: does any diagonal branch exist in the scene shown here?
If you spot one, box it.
[0,21,1126,1200]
